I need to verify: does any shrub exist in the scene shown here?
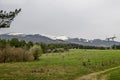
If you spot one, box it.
[0,49,9,63]
[23,51,34,62]
[0,47,34,63]
[29,45,43,60]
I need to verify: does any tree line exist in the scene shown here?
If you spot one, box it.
[0,38,113,63]
[112,45,120,49]
[0,38,110,53]
[67,43,109,50]
[0,38,69,53]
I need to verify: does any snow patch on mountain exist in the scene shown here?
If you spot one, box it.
[6,33,68,40]
[55,36,69,40]
[7,33,26,37]
[42,34,68,40]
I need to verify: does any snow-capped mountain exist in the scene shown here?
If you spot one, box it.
[7,32,26,36]
[41,34,69,40]
[6,32,26,37]
[0,33,66,43]
[0,32,120,47]
[7,33,68,40]
[55,36,69,40]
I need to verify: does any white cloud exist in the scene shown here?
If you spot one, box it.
[0,0,27,5]
[1,0,120,41]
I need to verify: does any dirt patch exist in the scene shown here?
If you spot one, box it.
[75,66,120,80]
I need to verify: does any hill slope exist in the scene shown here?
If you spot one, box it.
[0,33,120,47]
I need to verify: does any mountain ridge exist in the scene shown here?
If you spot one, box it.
[0,33,120,47]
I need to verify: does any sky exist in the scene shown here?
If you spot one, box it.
[0,0,120,41]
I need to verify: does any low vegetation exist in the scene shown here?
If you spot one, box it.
[0,38,108,63]
[0,45,43,63]
[97,67,120,80]
[0,38,120,79]
[0,47,33,63]
[0,38,69,63]
[0,38,44,63]
[0,50,120,80]
[108,68,120,80]
[30,45,43,60]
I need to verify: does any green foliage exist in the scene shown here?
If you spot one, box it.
[19,40,26,48]
[0,39,7,49]
[0,38,69,54]
[26,41,33,49]
[30,45,43,60]
[10,38,20,47]
[0,38,33,49]
[112,45,120,49]
[68,43,108,49]
[40,43,69,53]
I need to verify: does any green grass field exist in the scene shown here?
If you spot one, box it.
[0,49,120,80]
[108,68,120,80]
[98,67,120,80]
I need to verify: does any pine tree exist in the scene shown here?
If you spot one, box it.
[0,8,21,28]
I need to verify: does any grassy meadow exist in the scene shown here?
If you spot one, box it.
[108,68,120,80]
[0,49,120,80]
[98,66,120,80]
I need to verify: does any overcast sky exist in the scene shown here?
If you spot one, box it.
[0,0,120,41]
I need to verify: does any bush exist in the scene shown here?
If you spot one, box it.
[0,49,9,63]
[23,51,34,62]
[29,45,43,60]
[0,47,34,63]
